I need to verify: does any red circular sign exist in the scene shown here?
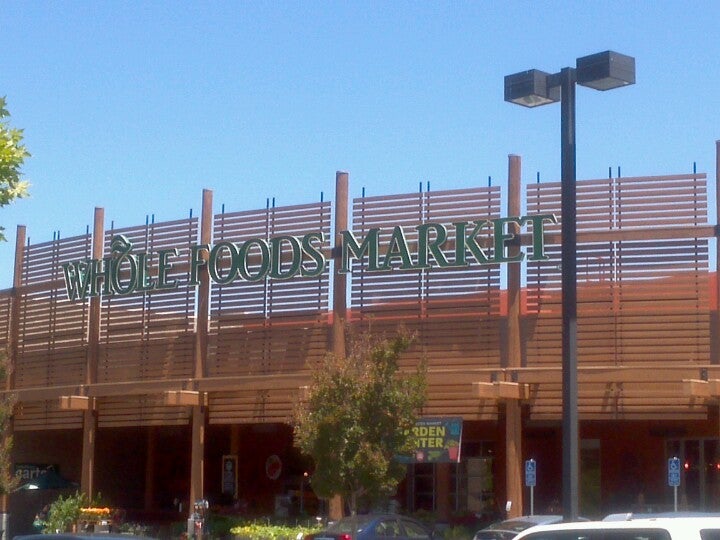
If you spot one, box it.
[265,454,282,480]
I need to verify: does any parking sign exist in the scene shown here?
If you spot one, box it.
[668,457,681,487]
[525,459,537,487]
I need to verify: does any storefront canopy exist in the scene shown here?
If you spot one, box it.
[16,469,78,491]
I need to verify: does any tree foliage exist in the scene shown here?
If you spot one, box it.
[293,329,426,515]
[0,96,30,242]
[0,351,16,495]
[0,97,26,494]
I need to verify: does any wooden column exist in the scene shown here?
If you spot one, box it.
[1,226,25,520]
[436,463,451,522]
[329,171,349,519]
[190,189,212,509]
[144,426,157,510]
[715,141,720,437]
[81,208,104,498]
[505,155,523,518]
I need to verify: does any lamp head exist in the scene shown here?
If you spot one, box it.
[504,69,560,107]
[576,51,635,91]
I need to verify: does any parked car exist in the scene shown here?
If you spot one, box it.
[512,516,720,540]
[473,515,570,540]
[304,514,437,540]
[13,536,157,540]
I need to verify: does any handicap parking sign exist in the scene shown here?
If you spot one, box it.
[668,457,681,487]
[525,459,537,487]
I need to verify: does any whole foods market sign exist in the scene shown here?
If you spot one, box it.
[62,214,556,301]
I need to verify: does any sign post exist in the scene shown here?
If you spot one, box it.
[525,459,537,515]
[668,456,680,511]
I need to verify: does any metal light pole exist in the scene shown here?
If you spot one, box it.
[504,51,635,520]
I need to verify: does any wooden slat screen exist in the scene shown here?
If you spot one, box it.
[0,290,9,352]
[13,401,82,432]
[15,235,91,394]
[208,202,331,384]
[350,186,502,420]
[99,218,198,384]
[98,396,190,428]
[350,186,501,316]
[525,174,709,419]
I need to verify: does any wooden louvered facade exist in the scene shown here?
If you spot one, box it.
[3,145,720,527]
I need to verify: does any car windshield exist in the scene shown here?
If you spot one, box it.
[486,520,545,533]
[325,516,377,534]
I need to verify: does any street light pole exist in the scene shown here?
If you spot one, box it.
[559,66,579,521]
[504,51,634,521]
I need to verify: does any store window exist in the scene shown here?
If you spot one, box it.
[406,441,495,516]
[666,438,720,511]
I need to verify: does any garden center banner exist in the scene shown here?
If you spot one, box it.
[405,417,463,463]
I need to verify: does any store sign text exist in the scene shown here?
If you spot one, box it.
[62,214,556,301]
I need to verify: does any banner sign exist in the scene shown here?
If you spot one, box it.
[221,455,238,497]
[407,417,463,463]
[14,463,59,481]
[61,214,557,301]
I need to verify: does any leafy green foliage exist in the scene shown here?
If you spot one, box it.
[230,522,321,540]
[43,492,86,533]
[43,491,108,533]
[0,96,30,242]
[0,350,16,495]
[293,328,427,514]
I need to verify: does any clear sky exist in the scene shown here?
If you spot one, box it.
[1,1,719,288]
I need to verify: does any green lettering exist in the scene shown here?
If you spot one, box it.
[209,241,239,285]
[381,226,413,270]
[238,238,270,282]
[341,229,380,272]
[189,244,209,285]
[454,221,491,265]
[521,214,557,261]
[62,260,93,301]
[417,223,449,268]
[135,252,156,292]
[156,248,178,290]
[493,217,524,263]
[270,236,301,279]
[301,232,326,278]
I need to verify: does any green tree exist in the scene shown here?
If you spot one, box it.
[0,96,30,242]
[0,97,28,495]
[0,352,14,495]
[293,329,426,515]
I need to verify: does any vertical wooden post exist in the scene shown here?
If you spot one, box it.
[190,189,212,509]
[436,463,451,522]
[144,426,157,510]
[81,208,104,499]
[1,226,25,524]
[715,141,720,437]
[505,155,523,518]
[329,171,349,519]
[715,140,720,366]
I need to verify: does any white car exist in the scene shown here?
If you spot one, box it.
[512,516,720,540]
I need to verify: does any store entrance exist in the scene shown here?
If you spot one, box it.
[666,439,720,511]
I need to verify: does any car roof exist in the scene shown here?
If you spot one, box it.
[481,515,570,531]
[603,511,720,521]
[514,517,720,539]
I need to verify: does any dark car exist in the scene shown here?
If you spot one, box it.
[473,515,570,540]
[305,514,436,540]
[13,533,155,540]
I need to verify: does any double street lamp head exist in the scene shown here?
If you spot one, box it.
[504,51,635,107]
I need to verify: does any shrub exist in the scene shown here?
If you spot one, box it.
[230,522,321,540]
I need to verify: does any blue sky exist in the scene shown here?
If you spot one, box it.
[1,1,719,287]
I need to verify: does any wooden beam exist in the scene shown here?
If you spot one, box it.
[683,379,710,398]
[59,395,94,410]
[163,390,204,407]
[473,382,529,401]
